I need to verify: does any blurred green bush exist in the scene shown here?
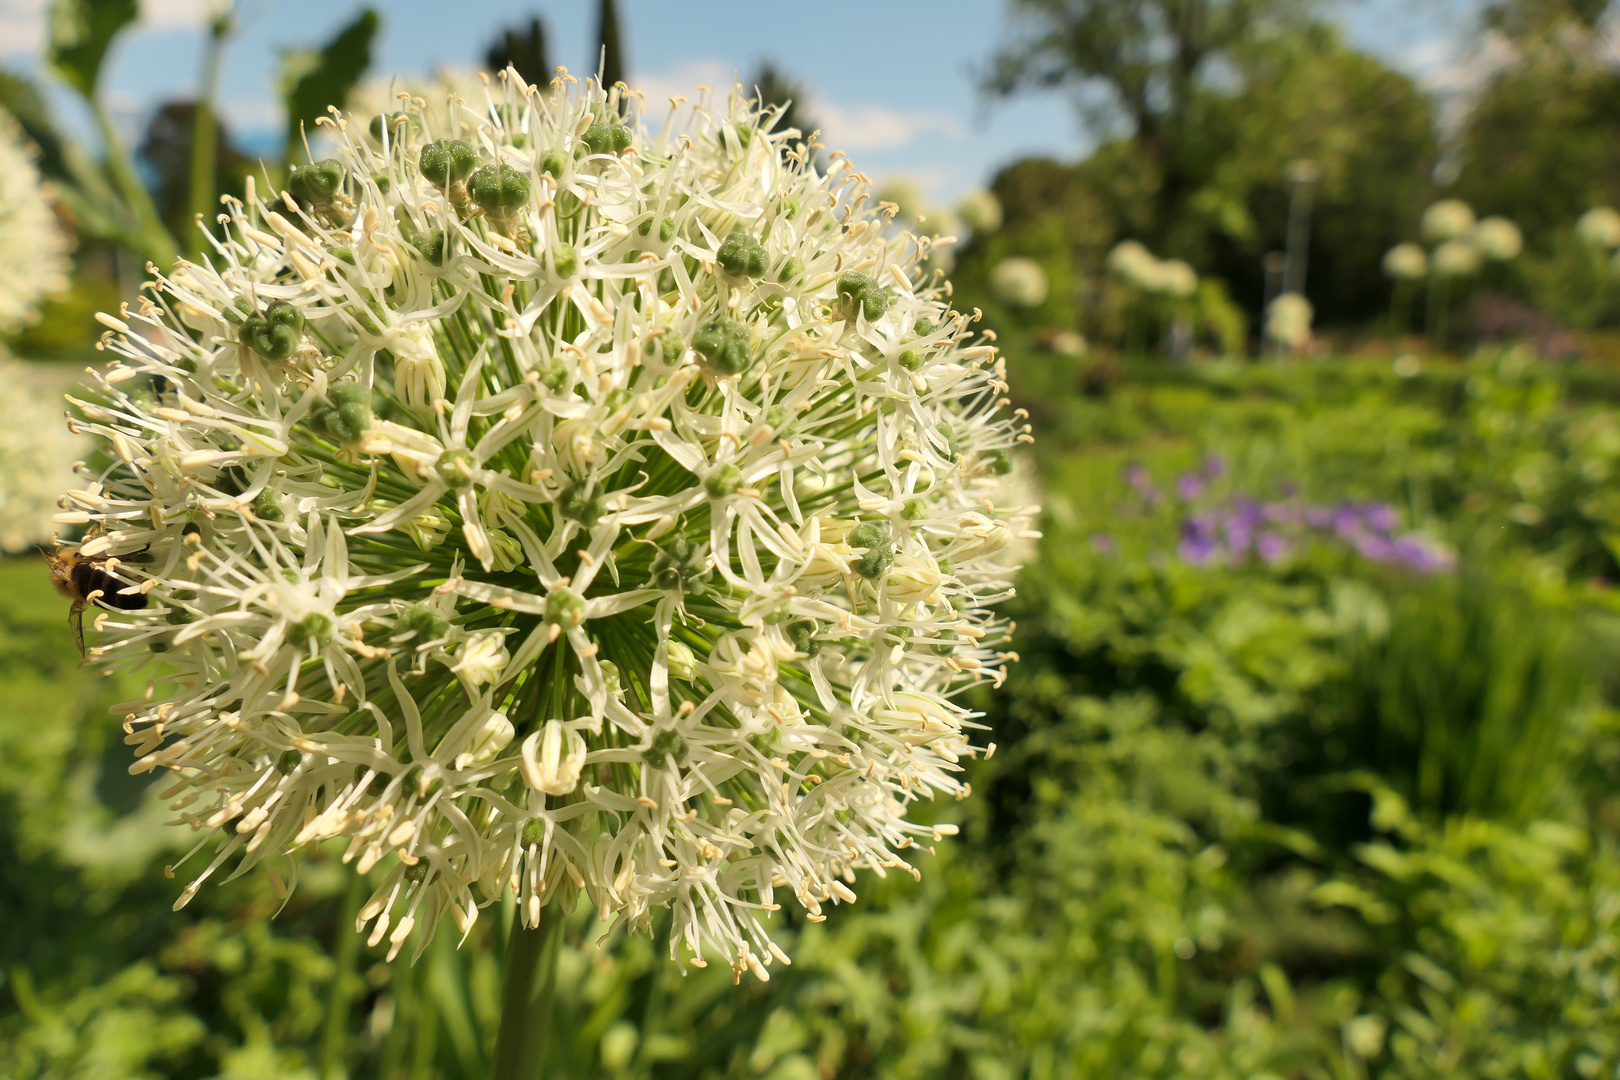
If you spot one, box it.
[5,351,1620,1078]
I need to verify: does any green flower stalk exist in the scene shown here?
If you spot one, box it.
[59,69,1035,980]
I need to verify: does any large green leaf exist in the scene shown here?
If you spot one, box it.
[47,0,139,98]
[280,8,379,163]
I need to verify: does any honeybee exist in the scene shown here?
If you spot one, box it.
[45,545,151,656]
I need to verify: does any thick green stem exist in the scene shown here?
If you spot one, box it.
[492,901,568,1080]
[320,872,367,1080]
[91,99,179,271]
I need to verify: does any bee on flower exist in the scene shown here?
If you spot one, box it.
[58,69,1035,980]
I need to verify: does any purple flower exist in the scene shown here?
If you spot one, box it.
[1257,532,1289,563]
[1362,502,1398,533]
[1355,534,1396,562]
[1124,462,1161,505]
[1202,454,1227,480]
[1176,473,1206,501]
[1388,536,1455,573]
[1333,503,1363,539]
[1179,536,1220,565]
[1179,514,1220,565]
[1263,501,1298,524]
[1304,506,1333,529]
[1089,532,1116,554]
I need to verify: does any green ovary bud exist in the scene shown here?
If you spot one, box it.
[901,498,926,521]
[536,356,569,392]
[582,117,633,156]
[540,151,566,177]
[650,538,709,595]
[395,605,449,644]
[241,301,304,360]
[545,588,586,627]
[435,449,477,491]
[641,727,687,765]
[659,332,685,365]
[898,348,922,371]
[778,256,804,283]
[419,140,479,189]
[848,521,891,550]
[310,382,372,445]
[558,483,605,527]
[638,214,676,243]
[288,612,333,647]
[286,159,345,209]
[692,318,751,376]
[415,228,447,266]
[854,547,894,580]
[787,619,821,657]
[469,164,532,236]
[552,241,578,278]
[717,230,769,278]
[252,489,284,522]
[836,271,890,323]
[706,464,743,498]
[276,750,303,775]
[369,112,419,145]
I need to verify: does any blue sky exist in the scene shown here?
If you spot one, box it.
[0,0,1482,205]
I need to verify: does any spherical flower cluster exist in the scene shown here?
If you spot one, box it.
[0,108,71,334]
[61,73,1034,978]
[989,256,1048,308]
[1265,292,1313,349]
[1576,206,1620,250]
[955,188,1002,234]
[1431,239,1481,278]
[1472,216,1522,262]
[1382,242,1428,281]
[1106,240,1197,298]
[1421,199,1475,244]
[0,359,89,552]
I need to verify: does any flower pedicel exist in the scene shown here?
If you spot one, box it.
[59,70,1035,980]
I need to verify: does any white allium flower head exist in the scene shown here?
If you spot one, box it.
[0,359,89,552]
[1577,206,1620,249]
[989,256,1048,308]
[1381,242,1428,281]
[0,108,72,334]
[1431,238,1481,277]
[955,189,1002,234]
[1153,258,1197,299]
[1420,199,1475,244]
[60,71,1034,979]
[1265,292,1313,349]
[1471,216,1522,262]
[1106,239,1159,289]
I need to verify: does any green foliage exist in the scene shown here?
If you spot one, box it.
[46,0,137,97]
[280,9,380,166]
[5,353,1620,1076]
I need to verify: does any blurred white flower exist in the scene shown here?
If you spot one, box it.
[1048,330,1087,356]
[955,188,1002,233]
[1577,206,1620,249]
[1472,217,1522,261]
[990,256,1049,307]
[0,109,71,334]
[1154,258,1198,299]
[1107,240,1159,289]
[65,72,1034,978]
[1382,242,1428,280]
[1432,239,1481,277]
[1265,292,1313,350]
[0,359,88,552]
[1421,200,1476,243]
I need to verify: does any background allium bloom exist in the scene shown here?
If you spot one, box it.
[1265,292,1313,348]
[0,360,89,552]
[60,74,1033,979]
[1420,199,1475,244]
[989,256,1049,307]
[954,188,1002,234]
[1381,242,1428,280]
[1472,216,1522,261]
[1576,206,1620,249]
[0,108,71,334]
[1431,239,1481,277]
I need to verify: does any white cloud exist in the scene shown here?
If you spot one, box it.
[0,0,47,57]
[816,101,962,152]
[627,58,735,118]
